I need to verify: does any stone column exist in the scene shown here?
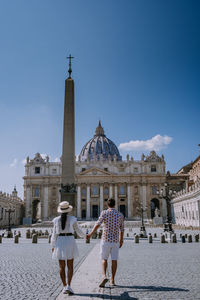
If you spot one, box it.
[127,184,131,218]
[142,185,146,207]
[100,185,103,213]
[141,184,147,218]
[162,198,167,221]
[145,185,151,219]
[26,186,31,218]
[38,201,42,220]
[115,185,118,210]
[14,210,17,225]
[45,163,49,176]
[43,186,49,220]
[198,200,200,227]
[86,185,90,219]
[58,189,61,202]
[109,185,113,198]
[77,185,81,219]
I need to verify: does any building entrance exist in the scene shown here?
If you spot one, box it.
[32,199,41,223]
[81,209,86,219]
[92,205,99,219]
[120,205,126,217]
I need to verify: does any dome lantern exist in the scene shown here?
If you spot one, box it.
[95,120,105,136]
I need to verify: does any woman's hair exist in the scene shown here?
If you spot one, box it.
[61,213,68,230]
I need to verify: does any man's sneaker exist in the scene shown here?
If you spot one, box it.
[66,285,74,295]
[63,286,68,294]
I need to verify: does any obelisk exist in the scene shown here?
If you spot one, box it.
[60,55,76,215]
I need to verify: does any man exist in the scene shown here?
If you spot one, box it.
[87,198,124,287]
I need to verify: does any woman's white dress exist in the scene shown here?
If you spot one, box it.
[51,215,85,260]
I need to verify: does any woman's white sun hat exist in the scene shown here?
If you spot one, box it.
[57,201,73,213]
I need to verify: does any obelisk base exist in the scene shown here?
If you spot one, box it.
[60,185,77,216]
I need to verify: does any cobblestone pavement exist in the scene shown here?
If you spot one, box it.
[0,226,200,300]
[0,238,96,300]
[106,240,200,300]
[55,238,200,300]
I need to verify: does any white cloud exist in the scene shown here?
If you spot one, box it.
[119,134,173,152]
[21,158,26,165]
[54,157,60,162]
[10,158,18,168]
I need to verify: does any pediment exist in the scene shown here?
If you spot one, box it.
[79,167,111,176]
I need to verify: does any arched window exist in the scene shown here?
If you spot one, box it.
[104,187,109,196]
[33,187,40,197]
[151,165,157,172]
[91,185,99,196]
[152,186,157,195]
[81,188,86,196]
[119,185,125,195]
[35,167,40,174]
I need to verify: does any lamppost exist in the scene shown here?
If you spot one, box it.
[5,208,15,237]
[157,183,175,233]
[137,204,147,238]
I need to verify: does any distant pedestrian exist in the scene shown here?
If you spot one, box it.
[51,201,86,295]
[87,198,124,287]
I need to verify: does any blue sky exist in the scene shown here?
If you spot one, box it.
[0,0,199,198]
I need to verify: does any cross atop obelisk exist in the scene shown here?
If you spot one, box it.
[67,54,74,78]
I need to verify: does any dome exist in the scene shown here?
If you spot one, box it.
[79,121,122,162]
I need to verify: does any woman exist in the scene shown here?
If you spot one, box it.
[51,201,86,295]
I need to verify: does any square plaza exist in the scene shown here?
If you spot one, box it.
[0,227,200,300]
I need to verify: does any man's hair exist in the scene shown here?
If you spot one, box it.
[107,198,115,208]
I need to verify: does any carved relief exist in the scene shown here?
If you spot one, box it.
[145,151,163,162]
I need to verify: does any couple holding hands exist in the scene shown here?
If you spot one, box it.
[51,198,124,295]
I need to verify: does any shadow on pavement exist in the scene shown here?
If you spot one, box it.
[74,293,138,299]
[74,286,189,299]
[105,285,189,292]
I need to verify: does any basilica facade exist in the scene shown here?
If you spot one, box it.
[23,122,172,223]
